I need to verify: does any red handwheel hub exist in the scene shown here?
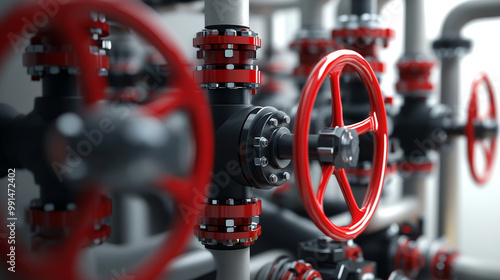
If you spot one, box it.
[294,50,388,241]
[466,72,497,185]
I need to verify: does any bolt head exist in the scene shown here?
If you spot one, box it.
[283,172,291,181]
[269,174,278,184]
[224,49,234,58]
[260,157,268,167]
[283,115,291,124]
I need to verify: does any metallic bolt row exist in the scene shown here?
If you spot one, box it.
[196,28,259,38]
[201,82,259,90]
[195,64,258,71]
[337,13,382,30]
[204,197,258,206]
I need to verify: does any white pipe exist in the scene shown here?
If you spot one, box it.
[209,248,251,280]
[329,197,421,234]
[453,255,500,280]
[169,250,216,280]
[300,0,328,28]
[204,0,249,27]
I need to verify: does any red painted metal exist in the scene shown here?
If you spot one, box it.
[430,246,458,280]
[466,72,497,184]
[294,50,388,241]
[0,0,214,279]
[23,51,109,68]
[393,237,425,278]
[396,60,436,93]
[195,198,262,247]
[201,200,262,218]
[194,69,261,84]
[26,195,111,228]
[399,161,435,173]
[343,243,363,261]
[290,37,335,78]
[281,260,323,280]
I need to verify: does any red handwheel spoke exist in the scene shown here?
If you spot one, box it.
[345,115,375,136]
[330,72,344,127]
[140,89,186,117]
[334,169,362,219]
[316,165,335,209]
[156,176,195,206]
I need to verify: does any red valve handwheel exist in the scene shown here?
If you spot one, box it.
[466,72,497,185]
[0,1,214,280]
[294,50,388,241]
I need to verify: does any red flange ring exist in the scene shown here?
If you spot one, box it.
[466,72,497,184]
[294,49,388,241]
[0,1,214,280]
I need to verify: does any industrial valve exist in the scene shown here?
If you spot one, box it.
[0,1,214,280]
[393,70,498,182]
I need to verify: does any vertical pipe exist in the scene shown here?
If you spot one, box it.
[437,57,460,245]
[209,248,250,280]
[436,0,500,246]
[336,0,351,17]
[204,0,249,27]
[300,0,325,29]
[404,0,426,55]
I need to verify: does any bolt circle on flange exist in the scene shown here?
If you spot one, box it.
[294,50,388,241]
[240,107,293,190]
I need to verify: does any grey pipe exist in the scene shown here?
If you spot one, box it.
[404,0,426,55]
[377,0,392,13]
[454,255,500,280]
[441,0,500,38]
[169,250,216,280]
[300,0,327,29]
[209,248,250,280]
[437,0,500,245]
[204,0,249,27]
[327,197,421,234]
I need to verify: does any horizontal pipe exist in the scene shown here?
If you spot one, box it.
[329,196,421,234]
[454,255,500,280]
